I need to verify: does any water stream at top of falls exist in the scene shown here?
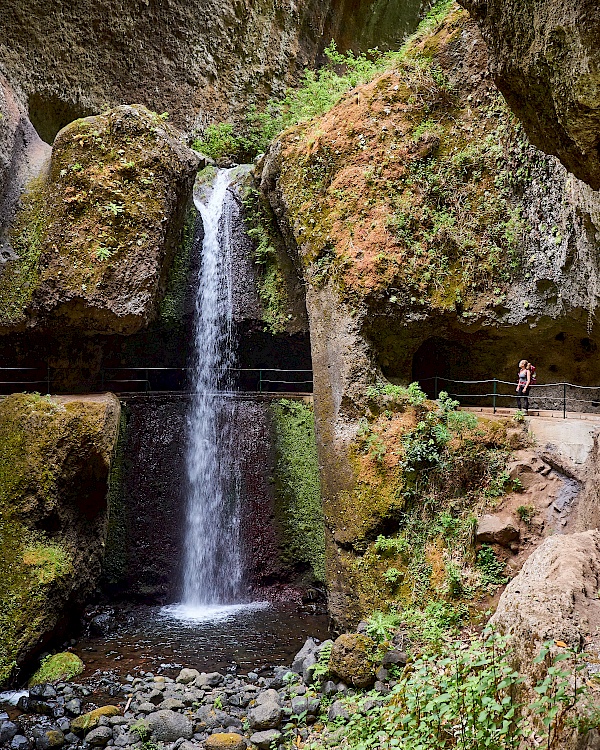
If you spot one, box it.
[177,168,245,614]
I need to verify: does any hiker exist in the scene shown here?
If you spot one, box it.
[516,360,532,413]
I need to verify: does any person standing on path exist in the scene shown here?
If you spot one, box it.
[516,359,531,413]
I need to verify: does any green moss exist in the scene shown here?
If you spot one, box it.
[102,410,127,587]
[271,399,325,583]
[243,187,290,333]
[0,175,48,326]
[158,204,197,327]
[29,652,84,685]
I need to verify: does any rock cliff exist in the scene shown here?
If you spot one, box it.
[458,0,600,190]
[261,3,600,624]
[0,393,120,684]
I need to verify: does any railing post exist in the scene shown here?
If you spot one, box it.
[434,375,438,399]
[46,363,50,395]
[563,383,567,419]
[259,370,262,393]
[146,369,149,393]
[493,379,497,414]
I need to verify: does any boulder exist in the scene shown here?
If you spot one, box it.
[0,722,19,745]
[70,706,121,735]
[290,696,320,716]
[0,105,199,334]
[381,649,407,668]
[29,653,84,686]
[204,734,245,750]
[327,701,350,722]
[476,515,520,547]
[491,530,600,650]
[255,689,280,706]
[158,698,185,711]
[176,668,200,685]
[291,638,318,674]
[247,702,282,731]
[328,634,376,689]
[33,730,64,750]
[249,729,282,749]
[145,710,193,742]
[196,672,225,688]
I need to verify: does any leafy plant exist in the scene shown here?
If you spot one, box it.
[477,544,507,587]
[366,610,401,643]
[374,535,409,559]
[517,504,535,524]
[312,642,333,682]
[95,246,113,261]
[384,567,403,586]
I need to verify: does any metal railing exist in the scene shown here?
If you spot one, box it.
[0,366,313,396]
[420,376,600,418]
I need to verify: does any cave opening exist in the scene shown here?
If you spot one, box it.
[28,93,91,144]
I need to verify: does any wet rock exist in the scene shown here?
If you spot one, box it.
[247,702,282,730]
[29,685,57,700]
[71,706,121,734]
[62,734,79,746]
[17,698,53,716]
[0,721,19,744]
[11,736,31,750]
[302,653,318,685]
[204,733,245,750]
[329,634,377,689]
[322,681,338,697]
[196,673,225,688]
[146,709,193,742]
[249,729,282,749]
[327,701,349,722]
[246,672,258,682]
[476,515,520,547]
[64,699,81,717]
[89,612,115,636]
[177,669,200,685]
[34,729,65,749]
[147,690,163,705]
[85,727,113,747]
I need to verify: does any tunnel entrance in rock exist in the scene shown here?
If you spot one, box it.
[28,93,90,144]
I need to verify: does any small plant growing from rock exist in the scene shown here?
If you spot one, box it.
[476,544,507,587]
[517,504,535,523]
[384,567,403,587]
[95,246,113,261]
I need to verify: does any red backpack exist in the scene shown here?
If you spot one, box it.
[529,364,537,385]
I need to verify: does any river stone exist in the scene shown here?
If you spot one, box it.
[255,689,280,706]
[196,672,225,688]
[64,698,81,716]
[381,649,407,667]
[146,709,193,742]
[0,722,19,744]
[247,702,282,730]
[290,696,320,715]
[85,727,112,747]
[177,669,200,685]
[159,697,185,711]
[249,729,281,749]
[35,730,65,749]
[302,653,318,685]
[70,706,121,734]
[291,638,318,674]
[329,634,376,689]
[11,736,31,750]
[137,702,157,714]
[204,733,245,750]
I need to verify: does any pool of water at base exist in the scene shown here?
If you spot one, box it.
[72,602,330,686]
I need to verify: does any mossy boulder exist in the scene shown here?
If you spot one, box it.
[29,652,84,685]
[0,104,199,334]
[71,706,120,734]
[0,393,120,685]
[204,734,246,750]
[328,633,377,688]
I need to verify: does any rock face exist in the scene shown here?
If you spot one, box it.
[491,530,600,650]
[0,0,424,138]
[262,3,600,626]
[0,105,199,335]
[0,393,121,684]
[458,0,600,189]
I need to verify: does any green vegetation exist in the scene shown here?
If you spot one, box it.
[193,42,393,162]
[159,205,197,326]
[476,544,508,587]
[303,633,591,750]
[0,176,47,325]
[29,652,84,685]
[243,187,290,333]
[271,399,325,583]
[517,504,535,523]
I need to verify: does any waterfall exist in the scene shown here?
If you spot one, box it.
[180,168,244,610]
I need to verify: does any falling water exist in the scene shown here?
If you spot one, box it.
[179,168,244,611]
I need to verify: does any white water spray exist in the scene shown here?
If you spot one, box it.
[180,168,244,610]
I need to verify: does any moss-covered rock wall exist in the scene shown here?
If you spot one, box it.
[0,392,120,685]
